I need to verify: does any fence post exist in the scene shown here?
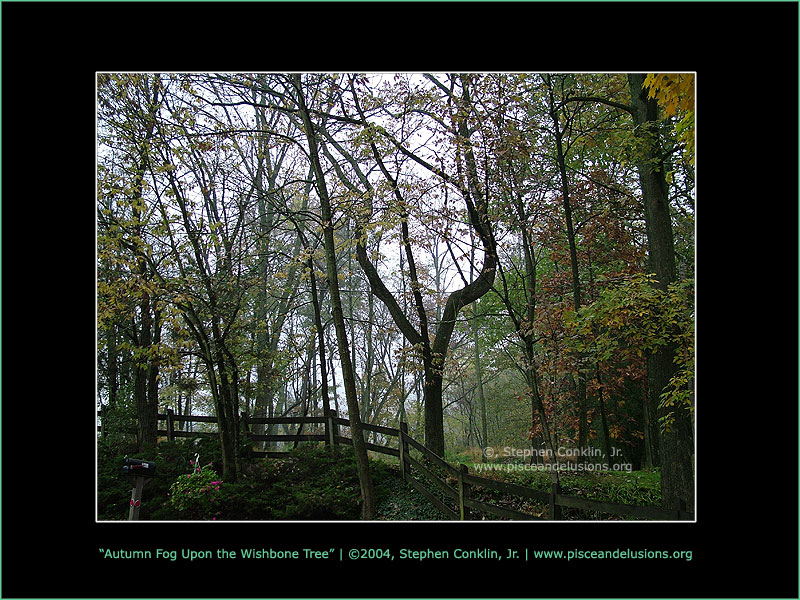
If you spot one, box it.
[549,470,562,520]
[240,411,250,446]
[166,408,175,442]
[458,464,471,521]
[332,410,342,455]
[128,476,145,521]
[398,422,409,481]
[325,410,336,453]
[332,410,341,443]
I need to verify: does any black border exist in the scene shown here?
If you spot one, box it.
[2,2,797,598]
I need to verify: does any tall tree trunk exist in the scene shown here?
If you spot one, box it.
[293,74,376,519]
[468,241,488,461]
[595,366,613,465]
[307,252,332,419]
[248,99,307,448]
[213,334,241,482]
[106,323,119,406]
[546,74,589,457]
[641,378,659,468]
[146,304,162,439]
[134,279,158,449]
[472,305,488,460]
[130,91,159,451]
[628,73,694,512]
[328,344,341,417]
[502,140,560,472]
[251,202,305,447]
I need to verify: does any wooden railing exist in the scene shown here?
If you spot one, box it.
[97,409,693,521]
[392,424,693,521]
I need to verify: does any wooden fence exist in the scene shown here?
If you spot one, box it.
[98,409,693,521]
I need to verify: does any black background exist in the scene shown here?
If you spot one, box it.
[2,2,797,598]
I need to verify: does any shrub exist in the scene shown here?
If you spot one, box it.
[101,439,413,521]
[164,462,223,520]
[97,437,225,520]
[150,444,368,521]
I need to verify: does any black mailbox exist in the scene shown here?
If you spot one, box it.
[122,458,156,478]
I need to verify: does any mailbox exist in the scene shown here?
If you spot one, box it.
[122,458,156,478]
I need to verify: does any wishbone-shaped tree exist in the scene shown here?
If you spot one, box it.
[315,73,498,457]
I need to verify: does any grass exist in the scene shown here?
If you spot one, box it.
[98,439,445,521]
[457,460,662,520]
[98,438,662,521]
[374,470,447,521]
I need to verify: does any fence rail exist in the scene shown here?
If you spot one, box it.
[97,408,693,521]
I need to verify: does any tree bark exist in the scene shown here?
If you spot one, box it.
[628,73,694,512]
[307,252,332,419]
[595,367,613,465]
[131,83,160,450]
[106,323,119,407]
[545,74,589,458]
[493,83,560,472]
[292,74,376,519]
[472,303,488,460]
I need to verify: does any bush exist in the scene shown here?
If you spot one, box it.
[100,439,417,521]
[97,401,139,457]
[154,444,373,520]
[463,464,662,520]
[163,462,224,520]
[97,437,225,520]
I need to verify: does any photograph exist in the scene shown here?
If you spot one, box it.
[96,72,696,525]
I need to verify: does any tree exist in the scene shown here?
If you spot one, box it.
[546,72,694,509]
[132,74,258,481]
[628,73,694,511]
[567,275,694,459]
[461,73,561,463]
[337,73,499,457]
[97,73,169,450]
[643,73,695,166]
[291,73,376,519]
[216,76,309,447]
[540,73,593,458]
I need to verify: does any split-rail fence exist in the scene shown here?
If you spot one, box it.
[97,408,693,521]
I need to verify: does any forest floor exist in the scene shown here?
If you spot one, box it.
[373,458,663,521]
[99,440,662,521]
[374,467,447,520]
